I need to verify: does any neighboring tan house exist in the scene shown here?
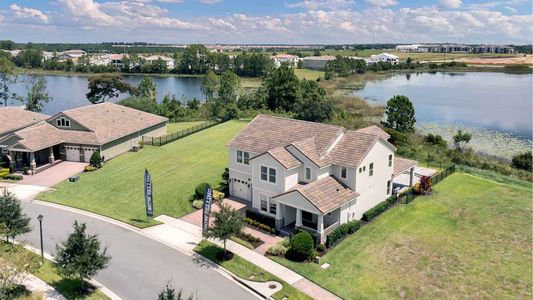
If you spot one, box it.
[0,102,167,173]
[226,115,417,242]
[301,55,336,70]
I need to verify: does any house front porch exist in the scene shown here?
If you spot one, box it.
[276,203,341,243]
[6,145,61,173]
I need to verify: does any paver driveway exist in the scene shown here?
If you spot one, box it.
[20,161,87,187]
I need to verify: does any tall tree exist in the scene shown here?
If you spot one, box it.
[13,49,43,68]
[138,76,157,101]
[203,202,244,259]
[453,130,472,151]
[0,189,31,242]
[295,80,333,122]
[86,74,139,104]
[55,221,111,292]
[0,57,18,107]
[263,63,300,111]
[381,95,416,133]
[201,69,219,101]
[0,40,15,50]
[17,75,52,112]
[177,44,209,74]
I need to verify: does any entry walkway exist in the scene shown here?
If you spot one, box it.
[144,215,341,300]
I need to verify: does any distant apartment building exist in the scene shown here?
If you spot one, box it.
[369,53,399,65]
[472,45,515,54]
[144,55,175,69]
[271,54,300,68]
[301,55,336,70]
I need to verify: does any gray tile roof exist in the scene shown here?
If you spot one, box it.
[0,107,49,135]
[228,115,394,167]
[275,176,359,214]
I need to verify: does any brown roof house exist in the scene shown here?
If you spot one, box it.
[227,115,417,242]
[0,103,167,173]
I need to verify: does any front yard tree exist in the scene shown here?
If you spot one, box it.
[138,76,157,101]
[90,151,102,168]
[0,57,18,107]
[0,189,31,242]
[55,221,111,292]
[86,74,139,104]
[158,283,196,300]
[18,75,52,112]
[203,202,244,259]
[381,95,416,133]
[0,243,39,298]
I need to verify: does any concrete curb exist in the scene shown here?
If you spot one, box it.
[28,199,264,300]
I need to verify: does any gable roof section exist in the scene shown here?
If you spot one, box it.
[227,115,344,155]
[393,157,418,177]
[355,125,390,140]
[274,176,359,214]
[0,107,50,135]
[267,147,302,169]
[55,102,168,144]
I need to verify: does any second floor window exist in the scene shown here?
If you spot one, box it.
[387,180,391,194]
[369,163,374,176]
[388,154,393,167]
[341,167,347,179]
[305,167,311,180]
[261,166,276,183]
[237,150,250,165]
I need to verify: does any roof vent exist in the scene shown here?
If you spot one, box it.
[336,188,339,192]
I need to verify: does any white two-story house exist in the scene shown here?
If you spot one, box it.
[227,115,417,242]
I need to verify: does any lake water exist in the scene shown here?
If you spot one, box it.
[8,75,204,115]
[354,72,533,139]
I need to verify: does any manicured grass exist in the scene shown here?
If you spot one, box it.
[38,120,248,228]
[166,121,206,134]
[34,260,108,300]
[194,240,312,300]
[294,69,325,81]
[272,173,532,299]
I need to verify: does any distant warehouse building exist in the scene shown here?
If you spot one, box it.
[472,45,514,54]
[396,44,471,53]
[301,55,336,70]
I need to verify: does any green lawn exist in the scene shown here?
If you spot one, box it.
[194,240,312,300]
[272,173,532,299]
[38,120,248,228]
[166,121,206,134]
[294,69,325,81]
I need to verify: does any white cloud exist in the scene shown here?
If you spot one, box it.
[199,0,223,4]
[157,0,184,3]
[365,0,398,7]
[439,0,462,9]
[9,4,49,23]
[285,0,355,10]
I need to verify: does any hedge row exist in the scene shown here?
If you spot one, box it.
[244,217,275,234]
[361,195,397,222]
[326,220,360,248]
[245,210,276,228]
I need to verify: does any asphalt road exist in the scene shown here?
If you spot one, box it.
[19,201,256,300]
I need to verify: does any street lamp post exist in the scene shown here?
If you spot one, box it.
[37,214,44,262]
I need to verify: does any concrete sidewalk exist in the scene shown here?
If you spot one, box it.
[21,273,66,300]
[145,215,341,300]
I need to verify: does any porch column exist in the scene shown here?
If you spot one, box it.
[8,150,16,170]
[275,203,282,228]
[317,214,324,234]
[49,147,55,164]
[296,208,302,227]
[29,152,36,171]
[409,167,415,186]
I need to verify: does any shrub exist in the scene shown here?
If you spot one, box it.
[84,165,97,172]
[245,210,276,228]
[316,244,326,252]
[418,176,432,194]
[326,220,360,248]
[287,231,315,262]
[213,190,225,201]
[244,218,275,234]
[266,244,288,256]
[90,151,102,168]
[511,151,532,171]
[192,200,204,209]
[195,183,209,199]
[294,227,320,247]
[0,168,9,177]
[362,201,390,222]
[237,231,261,243]
[2,174,22,181]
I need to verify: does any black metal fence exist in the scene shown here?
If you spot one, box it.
[143,120,222,146]
[398,164,456,204]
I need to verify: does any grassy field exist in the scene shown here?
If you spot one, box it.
[166,121,206,134]
[272,173,532,299]
[194,240,312,300]
[294,68,325,81]
[38,120,248,228]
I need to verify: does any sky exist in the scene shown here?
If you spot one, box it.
[0,0,531,44]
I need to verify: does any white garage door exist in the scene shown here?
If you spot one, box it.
[83,147,98,163]
[231,179,250,201]
[65,146,80,162]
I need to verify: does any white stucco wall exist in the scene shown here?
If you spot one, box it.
[227,148,257,202]
[352,140,394,219]
[102,122,167,160]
